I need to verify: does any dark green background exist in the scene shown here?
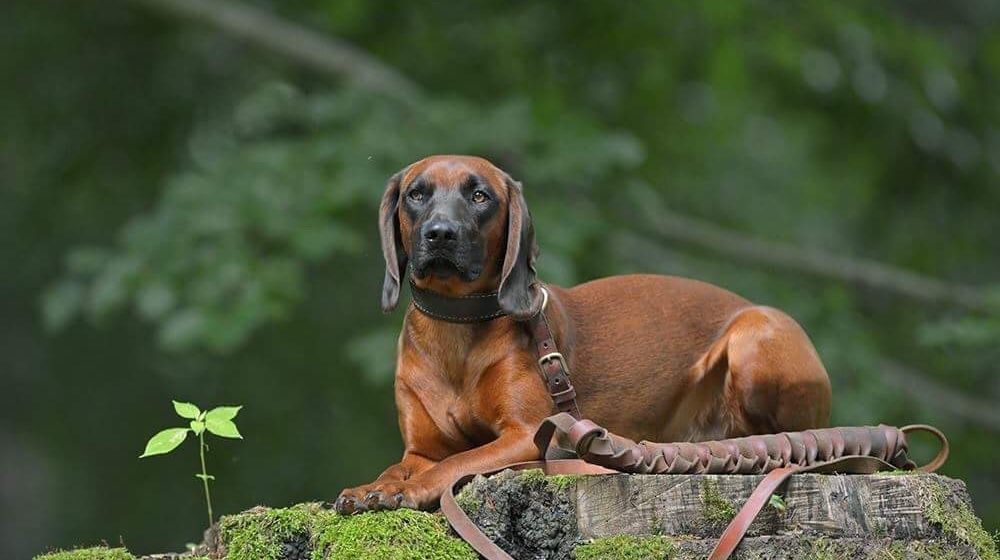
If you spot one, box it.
[3,1,998,558]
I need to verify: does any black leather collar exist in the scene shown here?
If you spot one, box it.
[408,278,505,323]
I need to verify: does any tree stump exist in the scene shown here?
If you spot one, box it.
[456,469,999,559]
[36,471,998,560]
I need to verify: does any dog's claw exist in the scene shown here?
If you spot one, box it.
[334,496,361,515]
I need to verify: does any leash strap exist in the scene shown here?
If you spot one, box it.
[526,286,581,418]
[441,416,949,560]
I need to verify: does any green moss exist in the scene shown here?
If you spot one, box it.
[312,508,476,560]
[221,503,475,560]
[546,474,585,491]
[512,467,584,491]
[700,479,736,526]
[33,546,135,560]
[518,468,546,484]
[922,479,1000,560]
[221,503,320,560]
[573,535,677,560]
[454,489,481,516]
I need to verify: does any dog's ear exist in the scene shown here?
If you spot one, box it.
[498,176,540,320]
[379,170,407,313]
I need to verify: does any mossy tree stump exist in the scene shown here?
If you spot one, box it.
[456,469,999,560]
[35,471,998,560]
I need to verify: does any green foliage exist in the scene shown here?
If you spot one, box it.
[33,547,134,560]
[140,401,244,456]
[140,400,244,527]
[44,84,642,353]
[573,535,677,560]
[768,493,787,513]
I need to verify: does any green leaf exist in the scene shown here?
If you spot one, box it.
[195,473,216,481]
[190,420,205,435]
[768,494,787,513]
[173,401,201,419]
[206,405,242,422]
[205,417,242,439]
[139,428,190,458]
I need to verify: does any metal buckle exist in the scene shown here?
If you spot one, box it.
[538,351,566,369]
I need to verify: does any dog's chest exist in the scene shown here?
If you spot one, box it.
[402,317,524,447]
[405,349,500,447]
[416,373,495,448]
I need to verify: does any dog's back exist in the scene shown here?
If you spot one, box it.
[554,274,829,441]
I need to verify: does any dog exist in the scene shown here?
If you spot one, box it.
[334,155,831,514]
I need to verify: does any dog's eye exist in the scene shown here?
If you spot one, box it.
[408,190,424,202]
[471,190,488,204]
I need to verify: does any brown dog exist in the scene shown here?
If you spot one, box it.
[334,155,831,514]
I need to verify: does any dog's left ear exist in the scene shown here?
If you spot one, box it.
[379,170,407,313]
[498,176,540,320]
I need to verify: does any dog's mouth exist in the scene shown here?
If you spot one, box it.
[412,253,482,281]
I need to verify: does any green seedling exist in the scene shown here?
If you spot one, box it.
[768,493,787,513]
[140,400,243,528]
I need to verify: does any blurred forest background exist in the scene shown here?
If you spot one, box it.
[3,0,999,557]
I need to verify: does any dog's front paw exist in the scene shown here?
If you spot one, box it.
[333,481,421,514]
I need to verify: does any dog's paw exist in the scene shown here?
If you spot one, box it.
[332,483,372,514]
[333,481,420,514]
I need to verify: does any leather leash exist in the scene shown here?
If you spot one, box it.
[440,416,949,560]
[525,286,580,418]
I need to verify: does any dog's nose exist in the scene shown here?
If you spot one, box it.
[422,221,458,244]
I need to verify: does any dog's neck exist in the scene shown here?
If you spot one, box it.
[408,278,505,324]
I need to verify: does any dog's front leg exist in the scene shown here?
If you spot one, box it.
[365,426,541,511]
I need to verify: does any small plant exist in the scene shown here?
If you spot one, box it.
[140,400,243,528]
[768,493,787,513]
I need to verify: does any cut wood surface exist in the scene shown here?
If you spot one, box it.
[573,472,950,539]
[457,469,998,560]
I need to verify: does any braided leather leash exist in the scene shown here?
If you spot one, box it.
[440,414,949,560]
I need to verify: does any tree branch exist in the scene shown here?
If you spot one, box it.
[125,0,421,105]
[627,185,993,312]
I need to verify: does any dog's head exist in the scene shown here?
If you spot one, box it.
[378,155,539,319]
